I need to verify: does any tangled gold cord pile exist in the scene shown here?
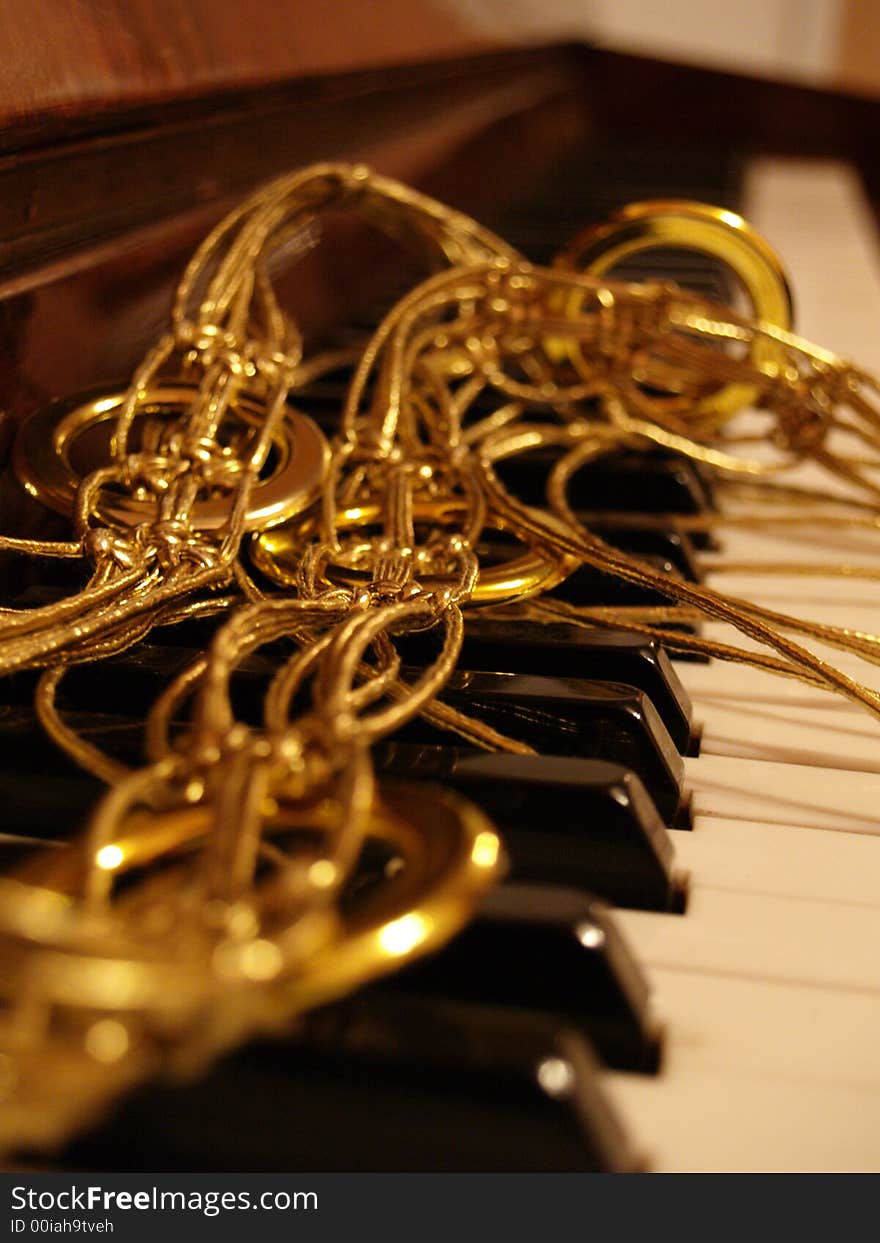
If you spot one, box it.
[1,161,880,1154]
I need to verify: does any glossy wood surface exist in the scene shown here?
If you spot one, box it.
[1,39,879,471]
[0,0,494,137]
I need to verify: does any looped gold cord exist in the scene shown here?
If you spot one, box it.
[4,165,880,1155]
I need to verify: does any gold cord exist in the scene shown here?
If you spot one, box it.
[2,163,880,1152]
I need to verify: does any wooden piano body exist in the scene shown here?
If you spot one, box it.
[3,11,880,1171]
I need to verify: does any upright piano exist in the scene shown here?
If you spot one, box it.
[3,25,880,1172]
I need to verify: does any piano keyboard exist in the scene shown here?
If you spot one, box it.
[602,158,880,1172]
[2,153,880,1173]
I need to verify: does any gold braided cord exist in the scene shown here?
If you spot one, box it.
[2,162,880,1152]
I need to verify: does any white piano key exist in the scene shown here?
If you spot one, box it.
[695,696,880,772]
[692,624,880,696]
[704,571,880,612]
[610,157,880,1174]
[696,601,880,638]
[644,966,880,1092]
[678,658,870,710]
[685,753,880,833]
[671,816,880,907]
[702,526,880,568]
[603,1064,880,1172]
[616,886,880,993]
[743,158,880,370]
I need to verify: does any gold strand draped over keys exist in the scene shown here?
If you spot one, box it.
[255,246,880,717]
[0,165,516,1152]
[4,164,517,675]
[3,162,880,1154]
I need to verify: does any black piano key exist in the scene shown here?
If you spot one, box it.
[0,700,685,910]
[549,555,687,609]
[492,449,717,551]
[611,448,719,513]
[61,995,642,1172]
[1,650,688,825]
[445,619,697,755]
[494,446,716,513]
[587,519,702,582]
[0,702,144,766]
[475,528,698,619]
[384,882,660,1073]
[0,693,687,910]
[477,528,699,619]
[576,451,718,552]
[0,642,214,714]
[375,743,685,911]
[3,579,708,747]
[399,667,687,826]
[0,770,98,839]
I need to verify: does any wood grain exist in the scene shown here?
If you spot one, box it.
[0,45,582,288]
[834,0,880,97]
[0,0,497,139]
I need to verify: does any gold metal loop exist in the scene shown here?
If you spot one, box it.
[0,781,501,1152]
[253,497,572,606]
[550,199,794,419]
[6,160,880,1164]
[13,384,329,533]
[2,780,502,1024]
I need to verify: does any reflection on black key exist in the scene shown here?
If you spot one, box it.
[0,643,187,713]
[568,450,717,515]
[2,615,701,762]
[587,520,702,581]
[405,619,696,754]
[61,994,642,1171]
[551,555,686,610]
[376,743,684,911]
[385,883,661,1073]
[0,771,97,839]
[0,700,686,909]
[494,446,715,511]
[399,668,687,825]
[494,447,716,549]
[0,704,143,770]
[0,643,272,725]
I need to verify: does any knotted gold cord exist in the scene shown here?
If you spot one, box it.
[2,163,880,1151]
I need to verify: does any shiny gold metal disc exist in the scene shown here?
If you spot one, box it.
[13,384,329,532]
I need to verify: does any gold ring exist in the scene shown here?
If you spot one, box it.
[13,384,329,533]
[550,199,794,419]
[0,782,502,1020]
[253,497,573,605]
